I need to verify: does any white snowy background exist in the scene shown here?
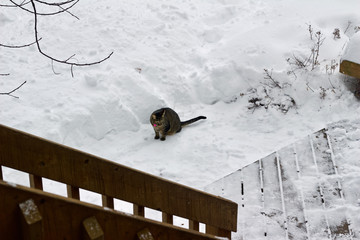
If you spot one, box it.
[1,0,360,237]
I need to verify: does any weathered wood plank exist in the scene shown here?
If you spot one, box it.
[261,153,286,240]
[312,131,353,237]
[327,121,360,238]
[312,130,336,176]
[294,137,329,239]
[277,145,308,240]
[242,161,264,239]
[0,165,2,180]
[19,198,43,240]
[0,124,237,233]
[340,60,360,79]
[0,181,220,240]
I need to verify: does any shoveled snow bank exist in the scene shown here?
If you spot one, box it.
[342,31,360,63]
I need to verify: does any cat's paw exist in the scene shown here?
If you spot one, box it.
[154,136,160,139]
[160,137,166,141]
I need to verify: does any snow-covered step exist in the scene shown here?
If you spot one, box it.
[205,119,360,240]
[241,161,265,239]
[278,145,308,240]
[261,153,287,239]
[327,119,360,238]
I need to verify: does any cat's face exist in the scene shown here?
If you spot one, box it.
[151,112,165,129]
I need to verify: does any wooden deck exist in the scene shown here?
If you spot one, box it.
[205,119,360,239]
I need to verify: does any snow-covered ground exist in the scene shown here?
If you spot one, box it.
[1,0,360,237]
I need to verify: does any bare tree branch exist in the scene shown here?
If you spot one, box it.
[1,0,113,79]
[34,0,80,19]
[0,81,27,98]
[0,0,30,7]
[34,0,76,6]
[0,38,42,48]
[10,0,80,16]
[29,0,113,68]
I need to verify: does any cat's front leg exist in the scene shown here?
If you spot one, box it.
[160,130,166,141]
[154,130,160,139]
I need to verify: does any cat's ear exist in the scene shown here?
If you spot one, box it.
[162,110,166,117]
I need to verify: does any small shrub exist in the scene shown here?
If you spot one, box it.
[333,28,341,39]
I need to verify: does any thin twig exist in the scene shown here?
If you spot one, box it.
[59,5,80,20]
[344,21,352,34]
[71,64,74,77]
[306,83,315,92]
[51,60,60,75]
[34,0,76,6]
[0,38,42,48]
[0,81,27,98]
[264,68,282,88]
[0,73,10,76]
[307,23,313,40]
[328,76,335,89]
[0,3,19,7]
[64,54,76,62]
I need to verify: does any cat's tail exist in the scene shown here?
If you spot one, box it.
[181,116,206,127]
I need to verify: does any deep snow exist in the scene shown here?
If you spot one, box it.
[1,0,360,237]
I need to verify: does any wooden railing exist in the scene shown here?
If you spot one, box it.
[340,60,360,79]
[0,181,220,240]
[0,124,237,239]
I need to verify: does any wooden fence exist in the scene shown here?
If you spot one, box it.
[0,124,237,239]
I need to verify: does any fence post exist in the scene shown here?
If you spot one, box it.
[101,195,114,209]
[19,199,43,240]
[162,212,173,224]
[29,174,43,190]
[133,204,145,217]
[206,225,231,239]
[67,185,80,200]
[189,220,199,231]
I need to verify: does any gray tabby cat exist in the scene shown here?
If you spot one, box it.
[150,107,206,141]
